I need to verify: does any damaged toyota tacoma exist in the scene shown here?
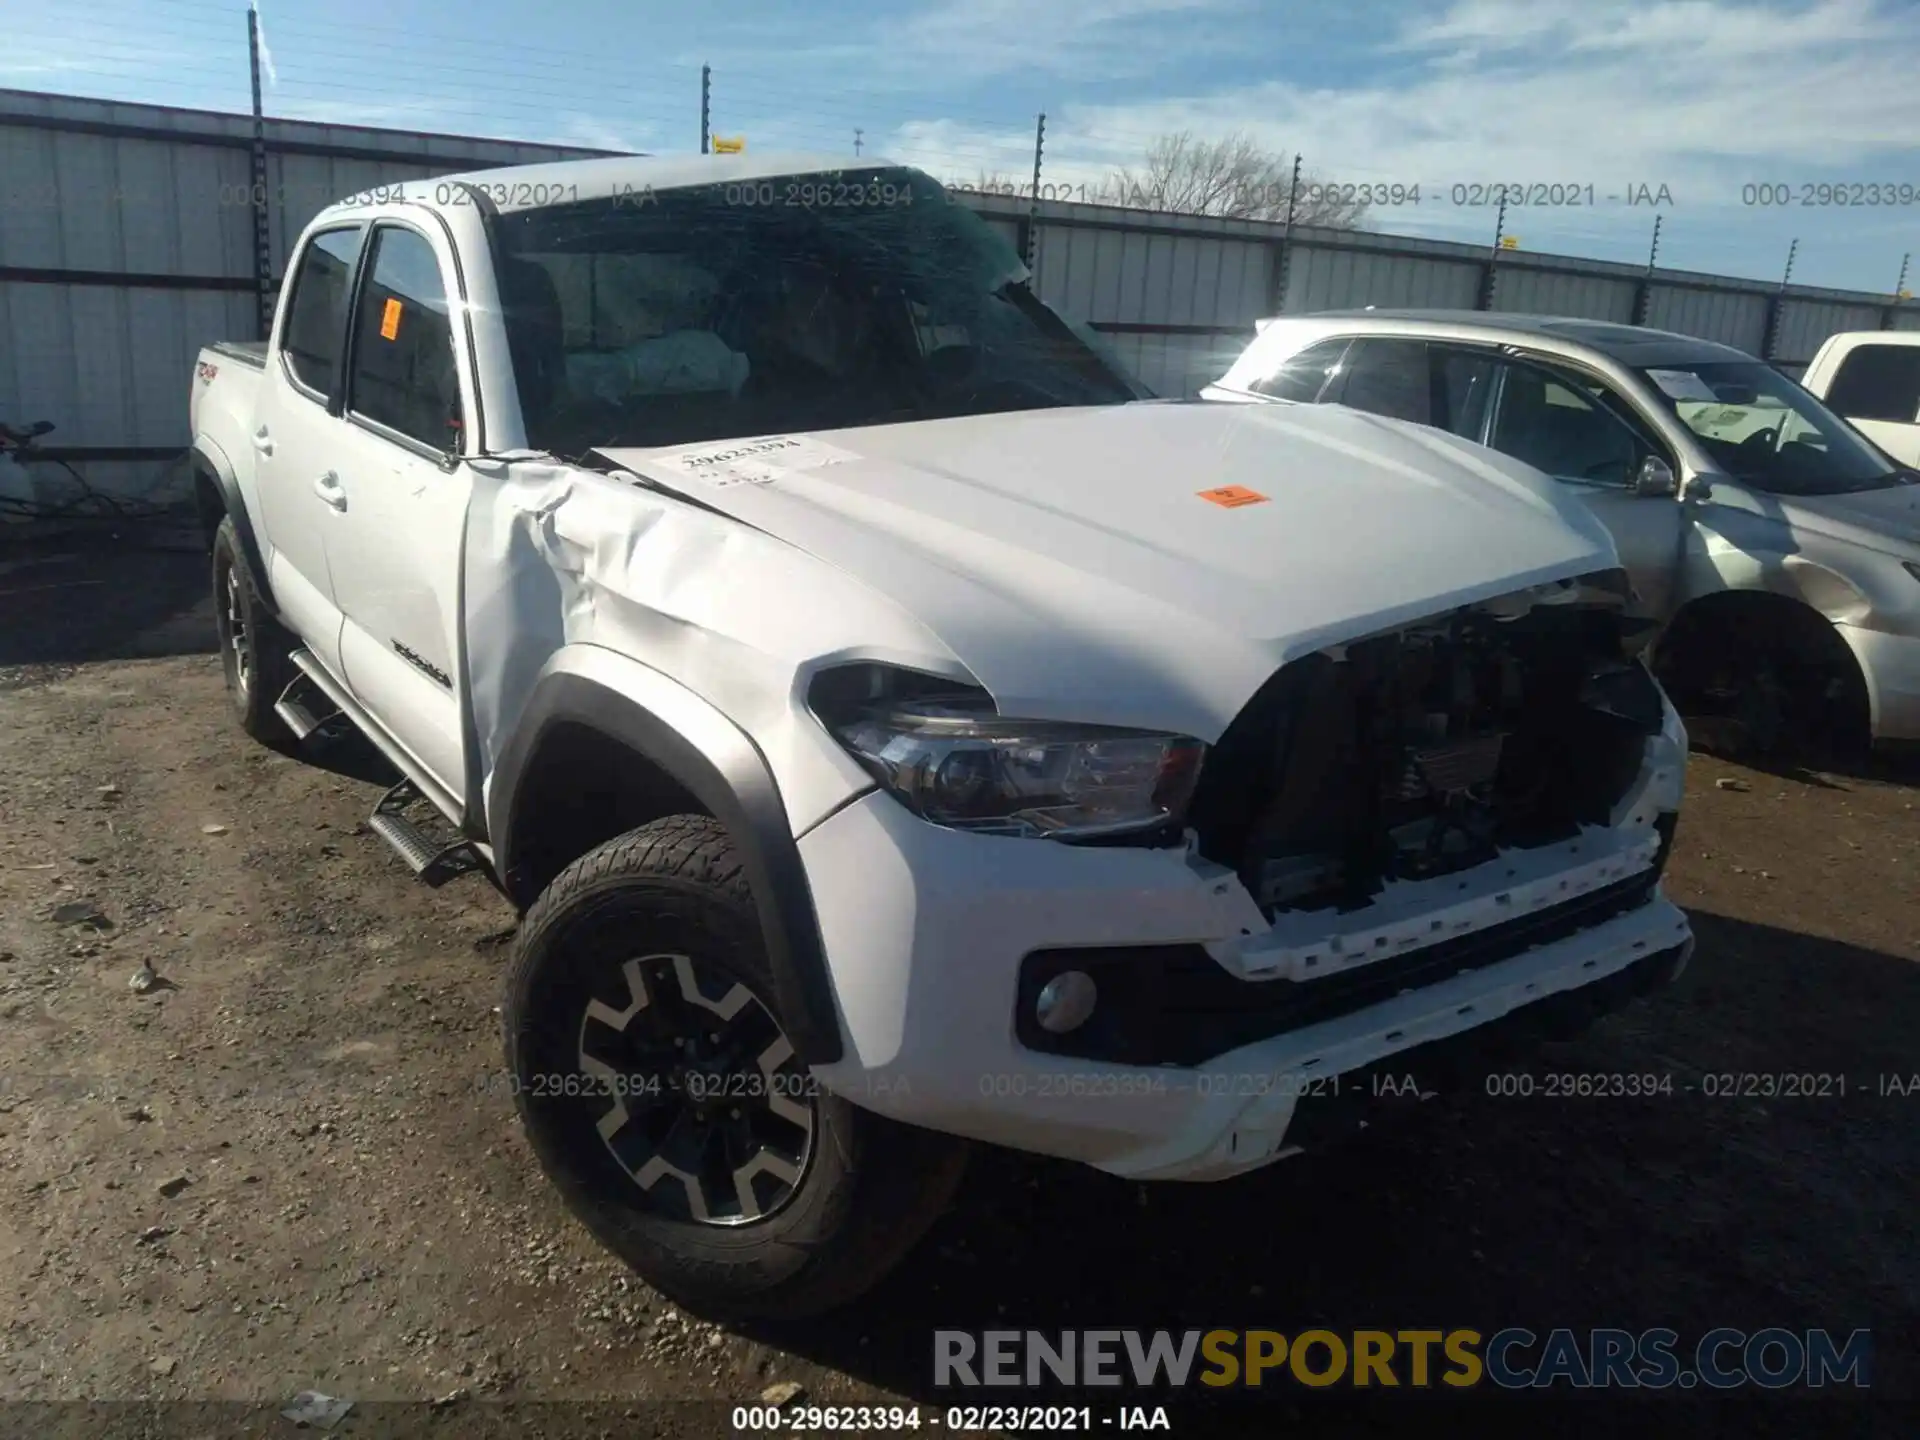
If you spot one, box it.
[188,154,1694,1319]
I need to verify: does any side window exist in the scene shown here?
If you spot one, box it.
[347,226,462,451]
[1824,345,1920,424]
[1433,348,1496,440]
[1329,339,1431,425]
[1489,363,1648,487]
[280,227,365,400]
[1251,337,1352,402]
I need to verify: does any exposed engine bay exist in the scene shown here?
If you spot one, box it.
[1186,574,1666,915]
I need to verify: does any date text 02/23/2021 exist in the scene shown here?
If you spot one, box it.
[730,1404,1173,1433]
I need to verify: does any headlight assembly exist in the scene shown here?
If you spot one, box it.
[814,671,1203,840]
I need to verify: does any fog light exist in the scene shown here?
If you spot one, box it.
[1035,971,1097,1034]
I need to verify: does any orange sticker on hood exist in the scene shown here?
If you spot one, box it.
[1197,484,1269,508]
[379,297,403,341]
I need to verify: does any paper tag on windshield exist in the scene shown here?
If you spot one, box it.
[1646,368,1721,404]
[647,435,858,489]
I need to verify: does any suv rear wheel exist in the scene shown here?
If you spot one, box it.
[503,814,968,1319]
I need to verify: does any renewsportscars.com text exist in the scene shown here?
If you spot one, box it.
[934,1327,1871,1390]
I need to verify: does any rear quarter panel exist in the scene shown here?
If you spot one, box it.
[190,348,269,541]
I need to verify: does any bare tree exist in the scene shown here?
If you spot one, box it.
[1092,131,1368,227]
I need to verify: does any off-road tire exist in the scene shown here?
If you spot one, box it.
[503,814,968,1319]
[211,516,297,747]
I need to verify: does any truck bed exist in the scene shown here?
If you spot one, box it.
[192,342,269,464]
[208,341,268,370]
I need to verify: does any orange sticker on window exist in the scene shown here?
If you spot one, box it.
[379,297,403,341]
[1198,484,1269,508]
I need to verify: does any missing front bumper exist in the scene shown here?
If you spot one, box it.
[1274,934,1693,1156]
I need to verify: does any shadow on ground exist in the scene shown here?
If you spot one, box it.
[0,523,213,673]
[746,911,1918,1432]
[0,528,401,787]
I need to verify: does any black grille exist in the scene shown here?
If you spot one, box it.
[1017,818,1674,1069]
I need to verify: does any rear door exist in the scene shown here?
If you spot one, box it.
[1818,341,1920,466]
[1322,337,1433,424]
[320,218,474,802]
[250,223,365,678]
[1317,337,1501,439]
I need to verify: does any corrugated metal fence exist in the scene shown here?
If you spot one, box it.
[964,193,1920,400]
[4,86,1917,503]
[0,88,611,506]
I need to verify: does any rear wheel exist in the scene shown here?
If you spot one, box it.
[503,814,968,1319]
[211,516,296,747]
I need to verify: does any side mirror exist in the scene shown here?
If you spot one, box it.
[1681,473,1715,503]
[1631,455,1677,497]
[28,420,54,437]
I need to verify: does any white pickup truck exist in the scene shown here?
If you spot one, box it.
[189,154,1693,1319]
[1802,329,1920,468]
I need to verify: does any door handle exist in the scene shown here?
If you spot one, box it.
[252,426,274,457]
[313,471,348,511]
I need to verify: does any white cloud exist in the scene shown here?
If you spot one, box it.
[0,52,193,80]
[271,96,477,130]
[879,117,1058,183]
[1399,0,1894,56]
[561,115,654,155]
[862,0,1916,283]
[1026,0,1919,204]
[874,0,1252,82]
[250,3,279,88]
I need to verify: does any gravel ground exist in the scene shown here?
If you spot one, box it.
[1,533,1916,1437]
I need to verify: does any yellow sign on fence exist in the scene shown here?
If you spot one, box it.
[712,135,745,153]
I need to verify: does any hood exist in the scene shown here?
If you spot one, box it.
[599,401,1620,739]
[1774,475,1920,553]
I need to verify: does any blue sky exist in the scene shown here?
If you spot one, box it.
[4,0,1917,292]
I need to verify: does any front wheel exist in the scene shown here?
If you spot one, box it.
[503,814,968,1319]
[1654,604,1868,764]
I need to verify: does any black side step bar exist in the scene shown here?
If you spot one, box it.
[367,778,485,888]
[280,650,490,890]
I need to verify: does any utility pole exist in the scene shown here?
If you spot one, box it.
[1270,151,1303,316]
[699,65,710,154]
[246,7,273,341]
[1880,252,1910,330]
[1024,111,1046,269]
[853,127,863,157]
[1633,213,1662,327]
[1477,187,1509,311]
[1762,238,1797,360]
